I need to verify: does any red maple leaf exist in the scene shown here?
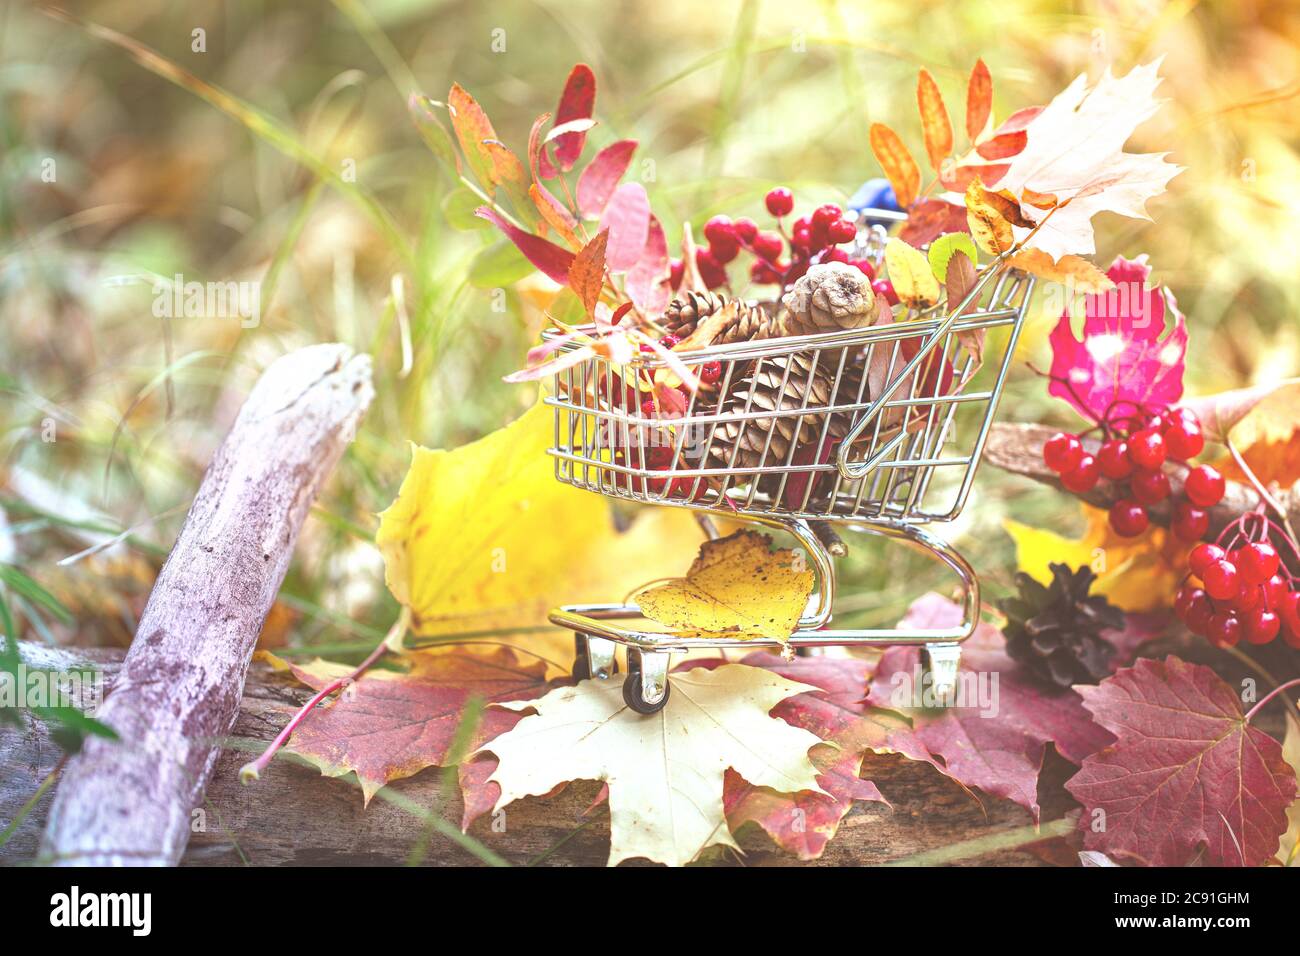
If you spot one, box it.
[1047,255,1187,424]
[1066,656,1296,866]
[866,593,1115,820]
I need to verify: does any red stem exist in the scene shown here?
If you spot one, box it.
[1244,677,1300,724]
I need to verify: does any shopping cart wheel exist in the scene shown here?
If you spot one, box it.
[923,642,962,705]
[573,634,618,682]
[623,648,671,715]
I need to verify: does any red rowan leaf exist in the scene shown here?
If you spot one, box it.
[624,215,671,315]
[475,206,575,284]
[966,59,992,140]
[551,63,595,173]
[576,140,638,219]
[1066,656,1296,866]
[598,182,651,271]
[975,129,1028,160]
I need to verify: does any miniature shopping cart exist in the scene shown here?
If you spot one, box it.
[545,227,1034,714]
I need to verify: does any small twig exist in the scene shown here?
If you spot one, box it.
[1243,678,1300,724]
[1226,434,1297,543]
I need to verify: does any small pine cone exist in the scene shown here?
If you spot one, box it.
[660,291,728,339]
[779,262,877,338]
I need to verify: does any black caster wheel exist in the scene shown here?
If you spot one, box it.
[622,651,670,715]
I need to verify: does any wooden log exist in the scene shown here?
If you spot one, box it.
[36,344,373,866]
[3,645,1074,866]
[984,421,1300,538]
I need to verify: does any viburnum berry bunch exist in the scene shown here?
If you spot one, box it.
[1042,402,1225,539]
[1174,512,1300,650]
[670,186,896,303]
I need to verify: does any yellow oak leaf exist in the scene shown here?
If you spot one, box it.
[1005,505,1186,613]
[481,663,828,866]
[376,400,704,669]
[633,530,815,642]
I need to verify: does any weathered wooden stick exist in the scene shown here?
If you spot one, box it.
[38,344,373,866]
[984,421,1300,538]
[4,647,1068,866]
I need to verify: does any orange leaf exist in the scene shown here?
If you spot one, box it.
[447,83,501,193]
[964,179,1014,255]
[1006,248,1114,293]
[984,187,1036,228]
[917,69,953,173]
[529,184,580,249]
[975,129,1028,161]
[569,230,608,317]
[966,59,992,141]
[869,123,919,209]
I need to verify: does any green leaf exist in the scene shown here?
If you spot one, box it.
[469,240,535,288]
[442,187,491,231]
[0,565,73,625]
[928,232,979,284]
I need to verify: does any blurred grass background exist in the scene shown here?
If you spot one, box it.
[1,0,1297,658]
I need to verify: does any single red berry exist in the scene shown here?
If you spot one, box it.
[1262,574,1288,609]
[659,334,681,349]
[751,231,783,261]
[699,360,723,385]
[872,278,899,306]
[1184,590,1214,635]
[1127,428,1167,470]
[668,257,685,290]
[1108,499,1149,537]
[791,224,814,250]
[1171,502,1209,542]
[1207,610,1242,648]
[1097,439,1133,480]
[1244,607,1281,645]
[1163,418,1204,460]
[1060,454,1100,492]
[1130,468,1171,505]
[1173,406,1200,428]
[1202,560,1241,601]
[849,258,876,281]
[697,254,727,290]
[826,218,857,244]
[765,187,794,217]
[1189,543,1226,577]
[1232,584,1262,613]
[749,260,780,284]
[811,203,843,231]
[710,236,740,264]
[1175,585,1205,620]
[1184,464,1225,507]
[1043,432,1084,473]
[1237,542,1280,585]
[703,215,735,246]
[733,217,758,243]
[640,399,657,418]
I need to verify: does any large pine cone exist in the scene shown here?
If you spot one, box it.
[660,291,729,339]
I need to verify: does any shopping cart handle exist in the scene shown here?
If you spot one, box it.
[835,256,1009,481]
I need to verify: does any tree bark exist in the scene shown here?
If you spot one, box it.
[3,646,1072,866]
[984,421,1300,537]
[37,344,373,866]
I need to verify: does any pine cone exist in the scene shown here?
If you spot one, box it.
[779,262,878,338]
[707,354,865,474]
[999,563,1125,690]
[660,291,728,339]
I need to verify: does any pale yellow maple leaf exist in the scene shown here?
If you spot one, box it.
[375,399,704,670]
[998,60,1182,259]
[632,530,815,643]
[481,664,828,866]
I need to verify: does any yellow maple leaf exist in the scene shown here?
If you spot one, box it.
[375,399,704,669]
[481,663,827,866]
[1005,505,1187,612]
[633,530,815,642]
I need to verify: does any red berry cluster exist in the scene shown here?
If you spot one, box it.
[669,186,896,302]
[1042,405,1224,539]
[1174,515,1300,649]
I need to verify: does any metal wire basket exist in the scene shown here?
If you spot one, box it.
[546,239,1034,714]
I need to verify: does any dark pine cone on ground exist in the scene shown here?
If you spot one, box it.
[999,563,1126,690]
